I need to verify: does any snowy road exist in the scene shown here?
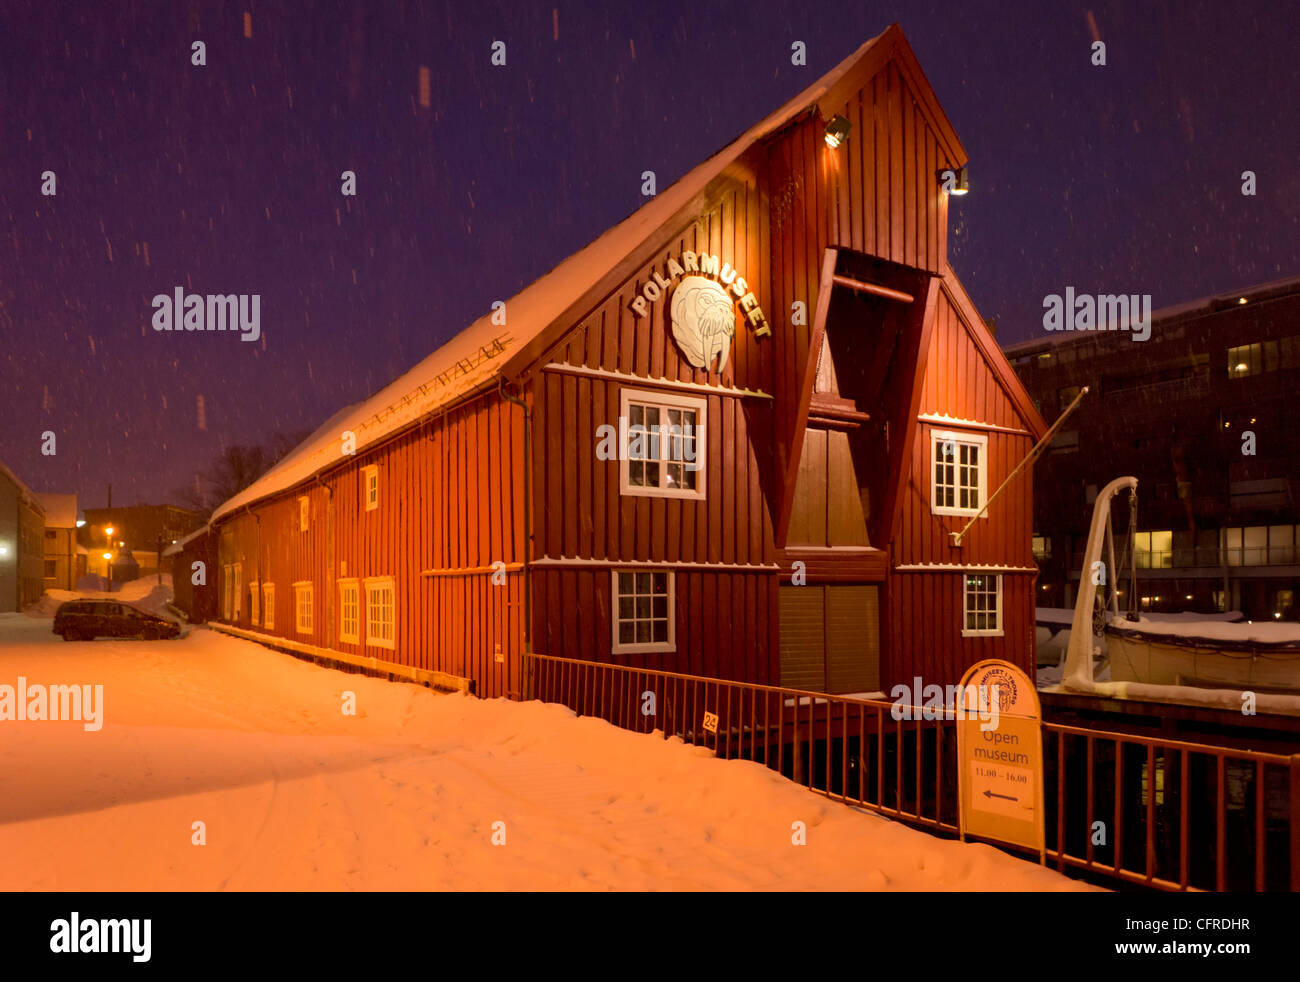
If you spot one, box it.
[0,614,1094,890]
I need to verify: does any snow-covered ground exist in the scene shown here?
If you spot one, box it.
[0,609,1093,891]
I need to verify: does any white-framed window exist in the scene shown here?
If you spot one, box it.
[298,495,309,532]
[364,577,395,649]
[362,465,379,512]
[931,429,988,517]
[232,563,242,619]
[611,570,675,653]
[338,578,360,644]
[294,581,313,635]
[618,388,706,499]
[962,573,1002,637]
[262,582,275,631]
[221,565,233,620]
[250,579,260,625]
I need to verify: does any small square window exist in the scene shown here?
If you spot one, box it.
[618,389,706,499]
[611,570,675,653]
[931,430,988,517]
[298,496,310,532]
[963,573,1002,637]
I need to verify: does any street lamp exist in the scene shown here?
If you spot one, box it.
[103,526,116,590]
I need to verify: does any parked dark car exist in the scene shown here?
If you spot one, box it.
[53,600,182,641]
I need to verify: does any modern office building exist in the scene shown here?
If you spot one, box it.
[1006,276,1300,621]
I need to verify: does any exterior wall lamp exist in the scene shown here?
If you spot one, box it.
[824,114,852,148]
[939,165,969,196]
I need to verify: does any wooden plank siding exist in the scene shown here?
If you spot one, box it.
[884,280,1041,686]
[885,571,1036,692]
[766,61,954,538]
[900,284,1038,570]
[213,390,527,699]
[533,568,779,686]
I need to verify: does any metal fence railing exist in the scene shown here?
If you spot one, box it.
[522,652,1300,891]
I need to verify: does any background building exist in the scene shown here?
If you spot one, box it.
[80,504,204,581]
[1007,276,1300,620]
[33,492,82,591]
[0,461,46,612]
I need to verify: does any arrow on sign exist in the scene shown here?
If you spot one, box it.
[982,789,1017,802]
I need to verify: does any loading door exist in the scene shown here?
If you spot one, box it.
[779,584,881,694]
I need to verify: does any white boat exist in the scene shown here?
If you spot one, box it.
[1106,616,1300,693]
[1057,476,1300,713]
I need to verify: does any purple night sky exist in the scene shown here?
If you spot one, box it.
[1,0,1296,509]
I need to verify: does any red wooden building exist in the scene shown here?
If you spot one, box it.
[201,24,1047,699]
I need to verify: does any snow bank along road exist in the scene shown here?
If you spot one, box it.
[0,614,1094,891]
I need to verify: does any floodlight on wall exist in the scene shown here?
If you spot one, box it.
[939,165,969,196]
[824,114,852,148]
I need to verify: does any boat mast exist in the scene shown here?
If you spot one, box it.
[1062,475,1139,691]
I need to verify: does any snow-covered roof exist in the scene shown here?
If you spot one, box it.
[0,460,43,513]
[1109,614,1300,648]
[33,493,77,528]
[213,29,904,523]
[162,524,211,557]
[1036,607,1247,626]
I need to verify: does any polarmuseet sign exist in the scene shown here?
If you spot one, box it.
[629,251,769,373]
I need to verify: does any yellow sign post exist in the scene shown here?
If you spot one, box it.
[956,659,1045,861]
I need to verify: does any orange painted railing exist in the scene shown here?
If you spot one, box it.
[521,652,1300,891]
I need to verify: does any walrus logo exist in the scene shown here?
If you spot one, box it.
[670,275,736,373]
[975,666,1019,714]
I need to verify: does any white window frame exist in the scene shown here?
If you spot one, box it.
[293,581,313,635]
[232,563,242,620]
[617,388,707,500]
[222,564,233,620]
[250,579,260,625]
[611,569,676,654]
[338,578,360,644]
[298,495,309,532]
[362,465,379,512]
[262,582,275,631]
[930,429,988,517]
[364,576,396,650]
[962,573,1003,637]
